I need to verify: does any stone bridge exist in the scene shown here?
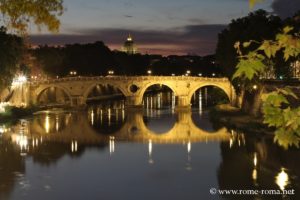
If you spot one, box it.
[10,76,237,109]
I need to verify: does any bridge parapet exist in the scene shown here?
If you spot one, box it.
[29,76,230,85]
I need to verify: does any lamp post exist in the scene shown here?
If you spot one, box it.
[147,70,152,76]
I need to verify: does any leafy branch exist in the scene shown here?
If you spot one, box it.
[232,26,300,149]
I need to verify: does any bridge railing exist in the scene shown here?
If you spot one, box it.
[29,76,229,85]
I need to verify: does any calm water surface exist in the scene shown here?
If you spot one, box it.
[0,92,299,200]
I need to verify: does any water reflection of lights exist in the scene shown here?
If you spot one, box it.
[187,141,191,153]
[252,169,258,182]
[109,136,115,154]
[229,130,246,148]
[115,109,119,122]
[108,108,111,126]
[229,138,233,148]
[253,152,257,167]
[91,110,95,125]
[0,102,10,113]
[55,115,59,131]
[199,90,203,115]
[71,140,78,153]
[0,125,9,134]
[275,168,289,190]
[122,109,125,122]
[157,93,161,109]
[32,138,39,148]
[204,87,208,106]
[11,134,28,153]
[185,141,192,171]
[252,152,258,183]
[45,115,50,133]
[148,139,154,164]
[171,93,175,111]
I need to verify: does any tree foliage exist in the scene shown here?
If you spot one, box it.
[216,10,282,81]
[233,24,300,149]
[232,26,300,81]
[0,0,64,33]
[0,27,24,89]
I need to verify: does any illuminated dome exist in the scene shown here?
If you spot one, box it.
[122,34,138,54]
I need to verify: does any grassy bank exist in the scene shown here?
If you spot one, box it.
[0,106,40,123]
[210,104,274,134]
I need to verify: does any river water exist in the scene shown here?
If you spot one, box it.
[0,91,299,200]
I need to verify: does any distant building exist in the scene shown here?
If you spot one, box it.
[122,34,138,54]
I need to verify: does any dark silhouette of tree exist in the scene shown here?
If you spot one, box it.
[216,10,282,80]
[0,27,24,90]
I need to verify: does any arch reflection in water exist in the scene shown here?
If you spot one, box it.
[88,101,126,135]
[4,110,231,148]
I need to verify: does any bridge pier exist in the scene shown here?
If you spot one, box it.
[176,95,191,111]
[125,95,143,110]
[70,96,86,107]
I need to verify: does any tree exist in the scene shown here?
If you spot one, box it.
[0,0,64,34]
[0,27,24,90]
[216,10,282,81]
[233,26,300,149]
[0,0,64,91]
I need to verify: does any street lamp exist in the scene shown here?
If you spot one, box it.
[69,71,77,76]
[198,73,202,77]
[147,70,152,75]
[108,70,114,75]
[212,73,216,77]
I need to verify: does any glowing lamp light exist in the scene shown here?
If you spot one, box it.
[147,70,152,75]
[0,102,10,113]
[108,70,114,75]
[253,85,258,90]
[275,168,289,190]
[12,75,27,86]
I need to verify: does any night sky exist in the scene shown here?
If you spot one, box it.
[30,0,300,55]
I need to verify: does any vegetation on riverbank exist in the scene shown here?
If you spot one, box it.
[0,106,40,123]
[210,104,274,135]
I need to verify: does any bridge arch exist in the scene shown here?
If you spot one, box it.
[137,82,178,106]
[83,82,127,104]
[188,83,236,104]
[35,85,72,106]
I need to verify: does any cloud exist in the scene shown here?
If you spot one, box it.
[271,0,300,18]
[30,24,226,56]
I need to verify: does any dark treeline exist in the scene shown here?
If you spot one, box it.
[31,41,221,77]
[216,9,300,80]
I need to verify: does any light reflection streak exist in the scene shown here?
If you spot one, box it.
[199,89,203,115]
[148,139,154,164]
[45,115,50,133]
[71,140,78,153]
[91,110,94,125]
[275,168,289,190]
[109,136,115,154]
[55,115,59,131]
